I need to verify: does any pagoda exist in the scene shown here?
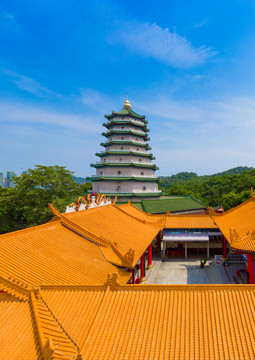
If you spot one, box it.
[87,98,162,201]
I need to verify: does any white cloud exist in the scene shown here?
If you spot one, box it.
[0,11,19,32]
[2,69,60,97]
[0,100,101,133]
[194,19,208,29]
[109,20,215,68]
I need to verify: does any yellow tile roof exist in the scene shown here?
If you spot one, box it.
[61,204,162,267]
[119,203,217,229]
[0,292,41,360]
[211,196,255,252]
[163,213,218,229]
[39,281,255,360]
[0,221,130,286]
[2,275,255,360]
[0,280,80,360]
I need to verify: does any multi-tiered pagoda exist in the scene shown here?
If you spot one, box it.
[87,98,162,201]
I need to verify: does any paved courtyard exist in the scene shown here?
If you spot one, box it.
[146,257,246,285]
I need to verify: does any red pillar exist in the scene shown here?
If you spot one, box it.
[147,244,152,270]
[248,253,254,284]
[223,237,227,260]
[140,254,146,283]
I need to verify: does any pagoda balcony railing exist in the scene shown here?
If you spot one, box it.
[112,127,146,135]
[114,117,144,126]
[95,160,152,165]
[91,174,158,178]
[98,149,147,154]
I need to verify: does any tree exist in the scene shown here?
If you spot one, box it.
[0,165,89,234]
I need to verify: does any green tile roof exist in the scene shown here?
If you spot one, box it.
[96,151,155,159]
[86,176,159,182]
[141,196,208,214]
[103,120,148,130]
[102,130,150,140]
[105,108,145,120]
[100,141,151,149]
[91,162,158,169]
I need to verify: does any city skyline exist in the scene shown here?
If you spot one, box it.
[1,1,255,177]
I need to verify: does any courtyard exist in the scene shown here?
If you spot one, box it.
[146,256,247,285]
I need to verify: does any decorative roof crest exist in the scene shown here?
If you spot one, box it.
[124,94,131,110]
[229,227,241,243]
[105,273,120,288]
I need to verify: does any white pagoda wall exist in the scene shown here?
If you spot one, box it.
[93,181,160,193]
[96,167,155,177]
[106,145,147,153]
[113,116,144,126]
[100,155,151,164]
[109,135,146,144]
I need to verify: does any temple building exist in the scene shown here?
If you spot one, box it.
[87,98,162,201]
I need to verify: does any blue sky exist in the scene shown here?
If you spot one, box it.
[1,0,255,177]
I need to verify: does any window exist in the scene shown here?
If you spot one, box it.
[141,171,144,175]
[121,147,123,150]
[135,138,138,141]
[139,159,142,162]
[119,158,122,162]
[143,186,146,191]
[137,148,139,151]
[116,186,121,191]
[118,171,121,174]
[121,126,124,129]
[121,137,124,140]
[100,171,103,175]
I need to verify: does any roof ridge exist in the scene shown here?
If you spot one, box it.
[223,195,255,215]
[0,275,32,301]
[30,290,79,360]
[113,203,149,224]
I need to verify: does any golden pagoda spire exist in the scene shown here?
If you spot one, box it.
[124,93,131,109]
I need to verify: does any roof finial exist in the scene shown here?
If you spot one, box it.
[124,93,131,110]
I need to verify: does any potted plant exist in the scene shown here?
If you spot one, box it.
[200,257,208,268]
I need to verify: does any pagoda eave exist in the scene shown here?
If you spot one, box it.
[91,163,158,169]
[95,151,155,159]
[100,141,151,149]
[102,131,150,140]
[87,176,160,182]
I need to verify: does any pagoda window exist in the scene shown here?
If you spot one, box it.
[121,137,124,140]
[143,186,146,191]
[141,172,144,175]
[118,171,121,174]
[139,159,142,162]
[116,186,121,190]
[121,147,123,150]
[136,148,139,151]
[119,158,122,162]
[100,171,103,175]
[121,126,124,129]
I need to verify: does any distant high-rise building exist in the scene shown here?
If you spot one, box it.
[0,172,4,187]
[6,171,17,187]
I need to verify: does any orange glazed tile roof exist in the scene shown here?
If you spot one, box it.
[1,275,255,360]
[0,220,130,286]
[163,213,218,229]
[211,195,255,252]
[60,204,162,267]
[40,280,255,360]
[119,203,217,229]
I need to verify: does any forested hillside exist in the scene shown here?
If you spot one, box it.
[159,167,255,210]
